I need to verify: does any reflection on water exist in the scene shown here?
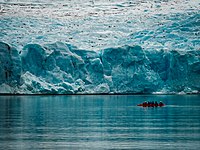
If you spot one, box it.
[0,95,200,149]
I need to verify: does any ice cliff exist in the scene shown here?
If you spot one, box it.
[0,0,199,94]
[0,39,200,94]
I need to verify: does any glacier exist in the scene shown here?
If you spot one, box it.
[0,0,199,94]
[0,39,200,94]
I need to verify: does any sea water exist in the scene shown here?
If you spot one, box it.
[0,95,200,149]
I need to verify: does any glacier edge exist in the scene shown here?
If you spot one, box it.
[0,41,200,94]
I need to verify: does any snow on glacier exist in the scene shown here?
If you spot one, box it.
[0,0,199,94]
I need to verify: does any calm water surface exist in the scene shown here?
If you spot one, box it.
[0,95,200,149]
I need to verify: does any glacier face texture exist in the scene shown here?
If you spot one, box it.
[0,40,200,94]
[0,0,199,94]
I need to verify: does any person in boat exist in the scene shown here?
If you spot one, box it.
[143,101,147,107]
[147,101,151,107]
[155,101,158,107]
[151,101,154,107]
[159,101,164,106]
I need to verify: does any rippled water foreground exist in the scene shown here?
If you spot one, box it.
[0,95,200,149]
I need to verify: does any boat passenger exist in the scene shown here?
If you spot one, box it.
[151,101,154,107]
[159,101,164,106]
[147,101,151,107]
[143,101,147,107]
[155,101,158,107]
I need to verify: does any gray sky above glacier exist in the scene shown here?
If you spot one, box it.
[0,0,199,50]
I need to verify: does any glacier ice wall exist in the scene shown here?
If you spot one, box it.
[0,39,200,94]
[0,0,199,94]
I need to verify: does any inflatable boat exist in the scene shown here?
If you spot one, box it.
[137,103,165,107]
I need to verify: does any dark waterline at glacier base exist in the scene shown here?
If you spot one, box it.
[0,95,200,150]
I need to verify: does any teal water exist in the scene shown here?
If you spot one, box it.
[0,95,200,150]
